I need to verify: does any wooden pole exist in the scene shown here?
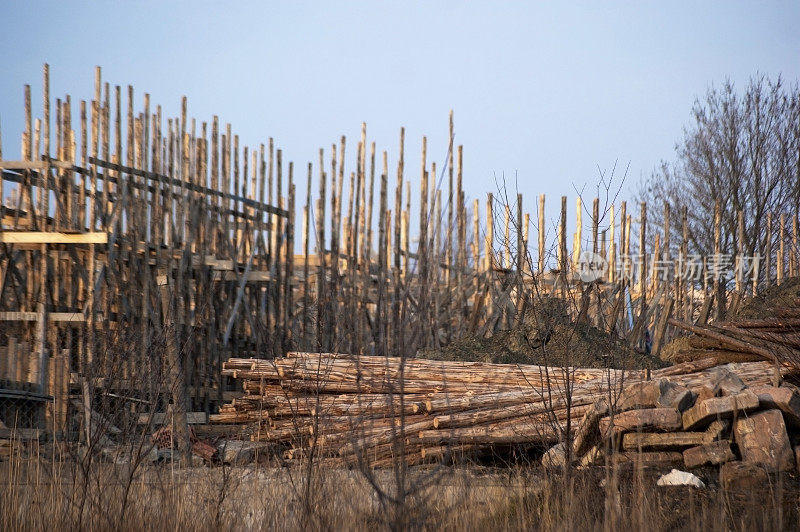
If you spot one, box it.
[778,212,785,286]
[537,194,545,274]
[485,193,494,273]
[446,110,454,288]
[712,199,723,319]
[592,197,599,255]
[316,148,327,349]
[572,197,582,266]
[608,203,616,283]
[736,209,744,292]
[377,151,389,355]
[793,214,799,277]
[765,212,772,287]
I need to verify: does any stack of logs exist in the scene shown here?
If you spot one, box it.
[551,363,800,484]
[666,297,800,368]
[213,352,794,468]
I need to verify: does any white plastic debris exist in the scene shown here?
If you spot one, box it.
[656,468,706,488]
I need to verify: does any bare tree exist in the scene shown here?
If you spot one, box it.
[639,75,800,283]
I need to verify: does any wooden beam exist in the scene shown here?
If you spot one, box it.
[0,231,108,244]
[0,312,86,322]
[0,160,71,170]
[212,270,272,282]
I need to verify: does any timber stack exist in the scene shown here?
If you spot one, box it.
[213,353,796,468]
[665,294,800,369]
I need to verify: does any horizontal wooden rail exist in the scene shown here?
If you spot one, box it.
[0,231,108,244]
[87,157,289,218]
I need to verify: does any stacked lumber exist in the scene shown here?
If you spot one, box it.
[214,352,791,468]
[549,364,800,482]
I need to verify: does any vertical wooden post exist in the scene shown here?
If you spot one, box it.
[42,64,50,228]
[35,64,50,396]
[635,202,647,341]
[663,202,671,259]
[765,212,772,287]
[559,196,567,293]
[302,162,312,349]
[316,148,327,349]
[472,199,480,315]
[446,110,454,289]
[23,84,33,227]
[485,193,494,272]
[619,201,627,284]
[778,213,785,286]
[157,271,192,463]
[392,129,404,352]
[792,214,799,277]
[713,200,725,320]
[284,166,295,347]
[376,151,389,355]
[515,194,524,324]
[736,209,744,292]
[681,206,689,320]
[523,213,530,273]
[592,197,599,255]
[608,203,616,283]
[572,197,582,266]
[366,141,376,271]
[516,194,524,275]
[418,138,429,345]
[537,194,545,274]
[455,145,465,333]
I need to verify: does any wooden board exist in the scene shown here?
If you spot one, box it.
[0,231,108,244]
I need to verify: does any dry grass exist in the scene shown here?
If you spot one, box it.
[1,447,797,531]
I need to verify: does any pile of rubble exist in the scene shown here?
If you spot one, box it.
[545,365,800,486]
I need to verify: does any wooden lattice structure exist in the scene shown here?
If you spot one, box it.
[0,65,798,435]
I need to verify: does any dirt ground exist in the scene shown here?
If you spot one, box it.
[732,276,800,319]
[420,297,666,369]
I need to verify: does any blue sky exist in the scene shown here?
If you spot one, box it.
[1,1,798,232]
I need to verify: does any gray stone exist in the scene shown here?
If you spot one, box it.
[217,439,272,464]
[618,379,695,412]
[541,442,567,468]
[733,409,795,472]
[683,440,735,469]
[599,408,682,439]
[708,368,747,396]
[682,390,759,430]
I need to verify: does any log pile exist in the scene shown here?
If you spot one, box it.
[556,364,800,482]
[665,297,800,369]
[213,352,793,468]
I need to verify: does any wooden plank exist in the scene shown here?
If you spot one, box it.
[0,312,85,322]
[0,312,38,321]
[0,160,72,171]
[0,231,107,244]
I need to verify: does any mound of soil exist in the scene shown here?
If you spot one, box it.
[733,276,800,319]
[659,336,692,363]
[420,297,666,369]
